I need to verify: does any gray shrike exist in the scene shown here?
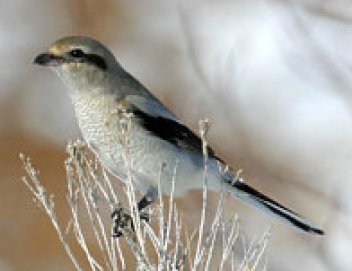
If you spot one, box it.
[34,36,324,235]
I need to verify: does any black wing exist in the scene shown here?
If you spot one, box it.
[132,107,220,160]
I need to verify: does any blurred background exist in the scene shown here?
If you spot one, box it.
[1,0,351,270]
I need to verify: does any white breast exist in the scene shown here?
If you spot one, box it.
[69,93,212,195]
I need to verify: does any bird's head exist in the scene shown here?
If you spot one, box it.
[34,36,121,93]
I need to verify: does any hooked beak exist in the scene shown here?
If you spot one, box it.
[33,52,63,66]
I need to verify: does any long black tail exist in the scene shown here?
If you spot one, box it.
[228,178,324,235]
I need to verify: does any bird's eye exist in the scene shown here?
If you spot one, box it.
[69,49,85,58]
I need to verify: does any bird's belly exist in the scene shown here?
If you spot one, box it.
[81,119,205,196]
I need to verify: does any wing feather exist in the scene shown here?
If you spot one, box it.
[125,94,219,159]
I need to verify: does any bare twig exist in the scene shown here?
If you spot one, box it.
[20,120,269,270]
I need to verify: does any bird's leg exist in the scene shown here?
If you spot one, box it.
[138,187,158,210]
[112,187,157,237]
[137,187,158,222]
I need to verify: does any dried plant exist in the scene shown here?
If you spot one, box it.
[20,119,270,271]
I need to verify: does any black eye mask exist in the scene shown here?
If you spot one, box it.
[68,49,107,71]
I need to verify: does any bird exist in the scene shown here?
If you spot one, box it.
[34,36,324,235]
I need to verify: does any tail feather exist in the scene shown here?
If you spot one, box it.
[229,178,324,235]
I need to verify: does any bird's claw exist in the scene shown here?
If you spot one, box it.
[111,207,150,238]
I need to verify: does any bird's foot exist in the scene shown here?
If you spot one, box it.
[111,207,150,238]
